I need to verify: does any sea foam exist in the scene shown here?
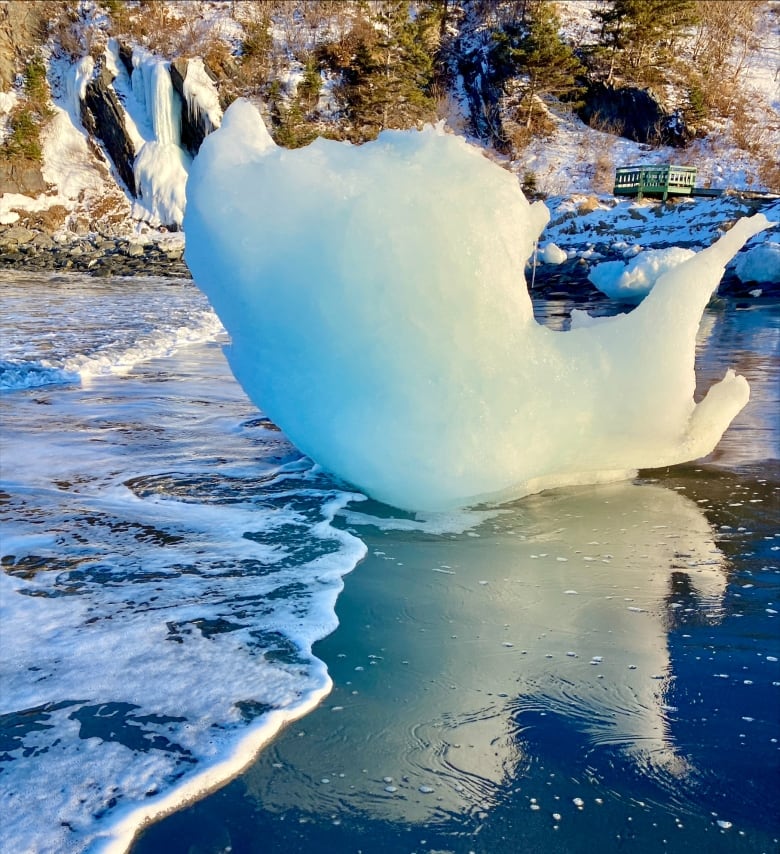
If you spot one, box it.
[0,277,367,853]
[184,99,772,511]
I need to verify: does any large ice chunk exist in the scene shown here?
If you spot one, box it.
[734,241,780,284]
[588,246,696,302]
[184,99,771,511]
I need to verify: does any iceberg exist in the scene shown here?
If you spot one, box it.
[538,242,568,265]
[588,246,696,302]
[184,99,772,512]
[734,241,780,284]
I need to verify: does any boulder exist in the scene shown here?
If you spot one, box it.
[0,158,47,195]
[1,225,36,245]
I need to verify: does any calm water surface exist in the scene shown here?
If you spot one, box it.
[136,297,780,853]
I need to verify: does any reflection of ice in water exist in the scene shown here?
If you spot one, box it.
[249,481,728,824]
[695,304,780,465]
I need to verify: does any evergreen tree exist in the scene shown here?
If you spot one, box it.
[592,0,700,84]
[495,1,584,129]
[317,1,444,140]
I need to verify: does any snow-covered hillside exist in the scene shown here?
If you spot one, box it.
[0,0,778,254]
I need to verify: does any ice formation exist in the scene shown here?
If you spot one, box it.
[734,241,780,284]
[130,49,190,226]
[185,99,772,512]
[183,57,223,136]
[588,246,696,302]
[539,242,568,264]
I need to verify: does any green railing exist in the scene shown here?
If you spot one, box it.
[614,164,698,201]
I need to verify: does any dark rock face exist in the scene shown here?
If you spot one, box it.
[170,57,219,156]
[579,83,691,147]
[0,158,46,195]
[81,65,137,196]
[118,41,134,78]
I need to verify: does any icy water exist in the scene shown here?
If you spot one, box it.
[1,273,778,854]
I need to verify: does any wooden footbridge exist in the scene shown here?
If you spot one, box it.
[613,164,723,201]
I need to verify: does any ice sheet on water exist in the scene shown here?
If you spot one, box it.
[185,99,773,511]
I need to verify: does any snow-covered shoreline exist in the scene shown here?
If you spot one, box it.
[2,190,776,297]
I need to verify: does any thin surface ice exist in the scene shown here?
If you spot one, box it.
[185,99,773,512]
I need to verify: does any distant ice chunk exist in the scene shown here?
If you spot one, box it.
[539,242,567,264]
[185,99,772,512]
[588,247,696,303]
[734,241,780,284]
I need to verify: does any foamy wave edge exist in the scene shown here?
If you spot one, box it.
[1,310,225,392]
[92,489,367,854]
[0,359,80,391]
[66,309,225,381]
[97,677,331,854]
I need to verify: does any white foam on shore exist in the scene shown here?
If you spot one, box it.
[101,682,333,854]
[0,273,368,853]
[65,307,223,381]
[0,481,366,854]
[0,272,224,390]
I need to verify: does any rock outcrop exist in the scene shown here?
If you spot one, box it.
[0,1,47,90]
[579,83,691,147]
[0,157,46,195]
[169,57,218,156]
[80,65,137,196]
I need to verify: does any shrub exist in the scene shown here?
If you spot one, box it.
[521,170,538,196]
[2,106,43,161]
[23,53,50,114]
[1,54,52,164]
